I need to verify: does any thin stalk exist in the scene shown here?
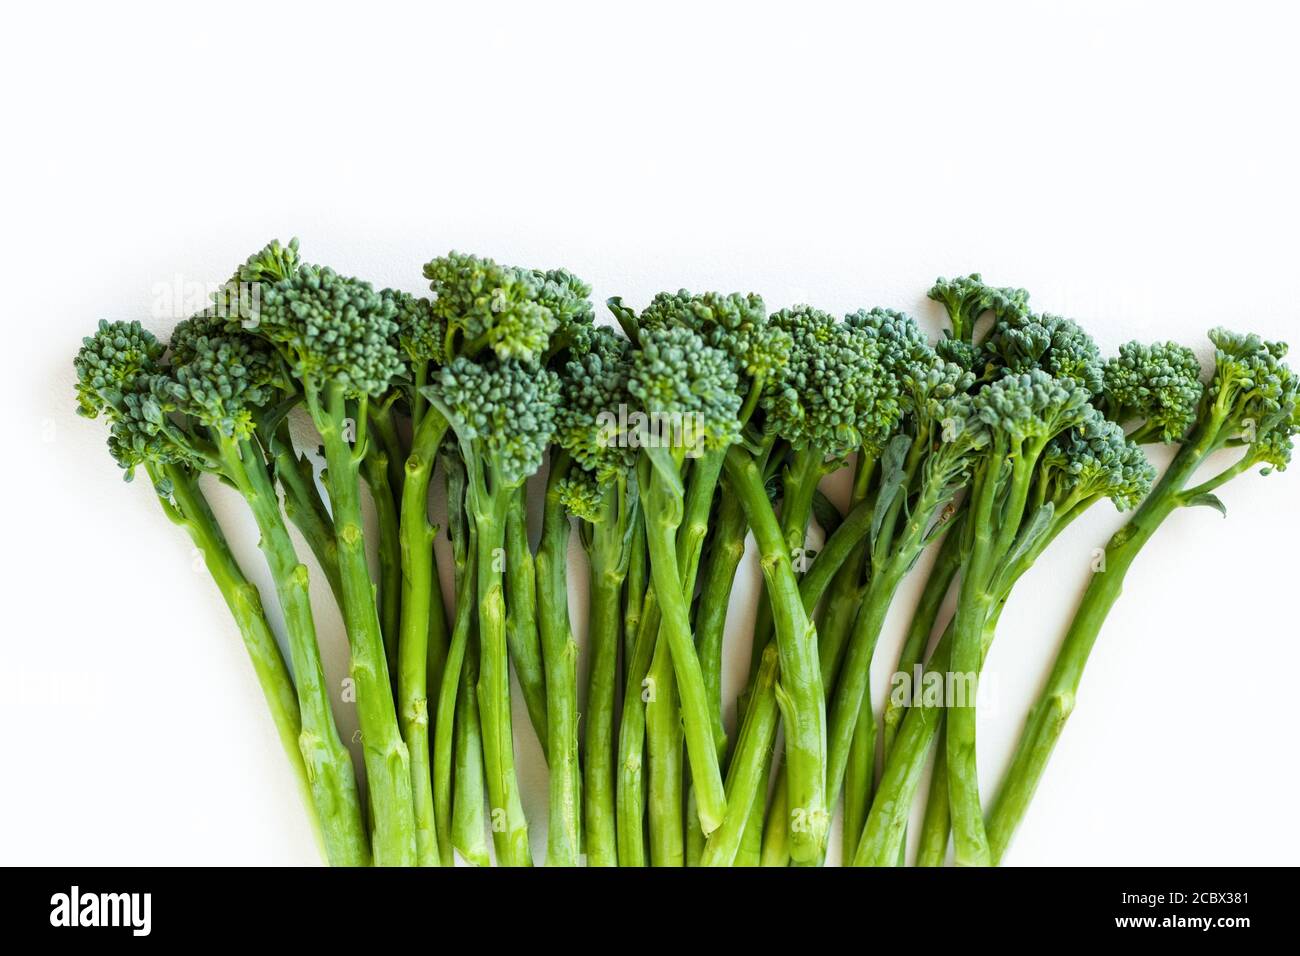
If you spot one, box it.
[723,446,827,862]
[362,446,403,693]
[915,722,951,867]
[583,478,632,867]
[881,522,964,757]
[985,424,1221,863]
[452,633,492,866]
[693,489,748,761]
[538,452,580,865]
[157,463,321,857]
[641,460,727,834]
[307,382,416,866]
[841,684,875,863]
[271,421,344,605]
[505,485,549,747]
[701,644,780,866]
[471,483,532,866]
[396,409,450,866]
[623,518,647,671]
[218,438,369,867]
[645,633,683,865]
[615,584,658,866]
[945,447,1012,868]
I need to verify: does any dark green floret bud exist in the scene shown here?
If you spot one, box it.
[423,252,556,363]
[388,289,445,366]
[555,327,636,481]
[984,312,1104,395]
[74,320,166,419]
[973,369,1092,444]
[928,273,1029,343]
[534,268,596,358]
[765,306,896,456]
[428,356,561,486]
[627,325,741,453]
[637,289,790,389]
[105,374,195,480]
[1042,409,1156,510]
[257,264,404,398]
[166,315,286,440]
[555,469,605,523]
[231,237,301,286]
[1208,328,1300,472]
[1102,341,1204,443]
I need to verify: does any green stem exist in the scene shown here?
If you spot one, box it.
[841,684,876,863]
[505,485,549,747]
[694,489,748,762]
[615,584,658,866]
[538,452,580,865]
[158,464,322,859]
[397,409,450,866]
[308,382,416,866]
[915,722,951,867]
[623,517,647,671]
[642,464,727,835]
[701,644,780,866]
[471,482,532,866]
[218,438,369,867]
[271,422,344,606]
[645,633,683,865]
[369,401,407,500]
[881,522,964,758]
[723,446,827,862]
[985,426,1219,863]
[583,482,631,867]
[452,632,492,867]
[362,446,403,694]
[752,752,782,866]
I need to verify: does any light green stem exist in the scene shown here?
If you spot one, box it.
[309,382,416,866]
[218,438,369,867]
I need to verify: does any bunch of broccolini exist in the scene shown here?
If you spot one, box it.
[76,245,1298,865]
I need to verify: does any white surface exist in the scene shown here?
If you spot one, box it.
[3,0,1297,865]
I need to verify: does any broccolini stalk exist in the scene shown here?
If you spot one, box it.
[986,331,1299,862]
[645,630,684,865]
[879,520,964,759]
[562,469,636,866]
[74,316,366,864]
[426,357,560,866]
[841,690,876,862]
[722,446,825,860]
[623,517,648,670]
[453,633,492,867]
[268,419,344,605]
[433,447,475,865]
[945,371,1093,865]
[854,408,1156,866]
[626,327,744,836]
[505,487,549,745]
[616,582,658,866]
[362,445,403,685]
[157,462,320,854]
[552,329,639,865]
[537,453,581,865]
[254,261,417,866]
[693,486,748,761]
[701,644,780,867]
[394,405,451,866]
[914,722,951,866]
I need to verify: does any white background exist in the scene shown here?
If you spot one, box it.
[2,0,1297,865]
